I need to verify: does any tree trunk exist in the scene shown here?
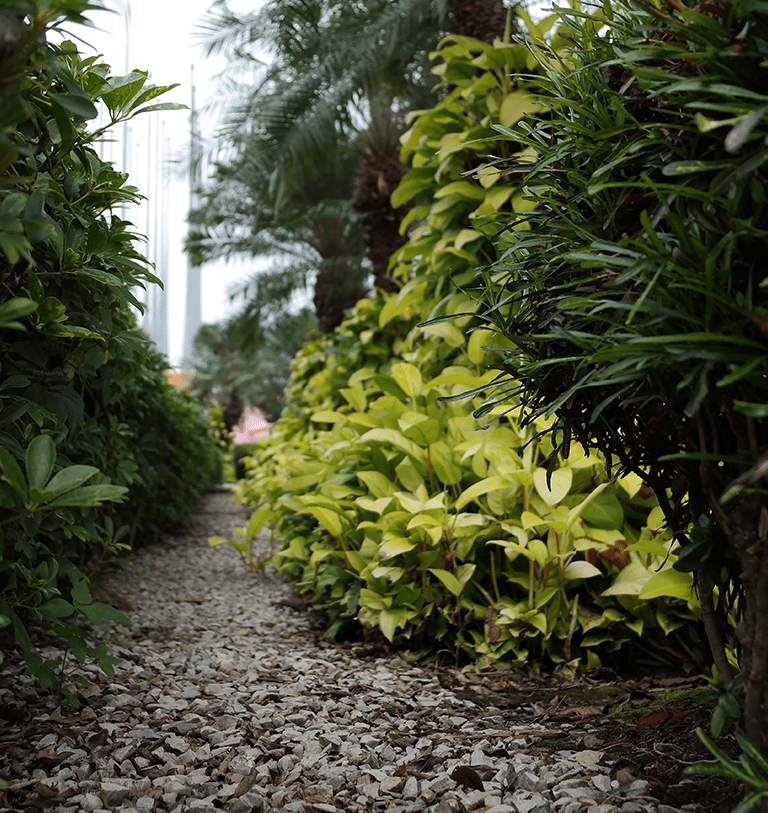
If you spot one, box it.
[352,148,405,294]
[445,0,509,43]
[313,257,366,333]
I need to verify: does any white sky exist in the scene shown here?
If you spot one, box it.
[74,0,264,367]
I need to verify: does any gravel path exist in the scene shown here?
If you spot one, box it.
[0,491,692,813]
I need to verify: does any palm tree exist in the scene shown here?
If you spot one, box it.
[191,305,317,424]
[195,0,516,301]
[188,127,369,333]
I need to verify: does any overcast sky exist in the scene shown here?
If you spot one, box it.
[75,0,263,367]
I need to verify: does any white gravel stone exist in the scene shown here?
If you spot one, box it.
[0,493,690,813]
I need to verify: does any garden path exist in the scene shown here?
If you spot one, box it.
[0,491,719,812]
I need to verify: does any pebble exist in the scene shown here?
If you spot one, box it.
[0,492,688,813]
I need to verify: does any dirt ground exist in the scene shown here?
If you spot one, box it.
[330,638,743,813]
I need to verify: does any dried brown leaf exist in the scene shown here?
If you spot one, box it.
[451,765,484,791]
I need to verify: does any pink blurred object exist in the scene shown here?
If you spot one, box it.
[231,406,271,444]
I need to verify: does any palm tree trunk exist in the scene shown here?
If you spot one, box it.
[351,0,512,295]
[445,0,509,44]
[352,147,404,293]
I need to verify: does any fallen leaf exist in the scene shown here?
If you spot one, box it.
[636,709,694,728]
[34,784,62,799]
[551,704,604,721]
[574,749,602,767]
[451,765,484,791]
[233,775,254,799]
[0,705,27,722]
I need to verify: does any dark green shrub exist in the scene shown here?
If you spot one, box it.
[469,0,768,754]
[0,0,220,697]
[233,443,260,481]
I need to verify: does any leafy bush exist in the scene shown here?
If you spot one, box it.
[0,0,221,697]
[225,22,704,671]
[465,0,768,748]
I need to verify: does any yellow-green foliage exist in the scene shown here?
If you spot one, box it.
[228,18,703,670]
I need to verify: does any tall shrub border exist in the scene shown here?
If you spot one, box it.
[0,0,221,697]
[227,20,705,673]
[466,0,768,755]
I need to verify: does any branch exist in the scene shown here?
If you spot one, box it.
[0,343,69,380]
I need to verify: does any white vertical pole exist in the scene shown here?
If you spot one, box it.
[155,121,169,356]
[182,66,202,368]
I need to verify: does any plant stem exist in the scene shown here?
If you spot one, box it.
[489,548,501,603]
[697,568,734,687]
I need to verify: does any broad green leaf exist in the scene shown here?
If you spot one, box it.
[356,496,393,514]
[130,102,187,117]
[345,551,368,573]
[0,297,36,329]
[428,568,463,596]
[310,411,347,424]
[434,180,487,201]
[562,560,603,580]
[26,435,56,491]
[421,320,466,348]
[71,580,91,606]
[566,483,608,528]
[373,374,408,401]
[391,362,423,398]
[45,464,98,494]
[340,387,367,412]
[380,537,417,559]
[427,370,485,390]
[394,490,444,513]
[28,486,60,505]
[301,505,347,536]
[499,90,544,128]
[288,538,308,559]
[246,508,275,538]
[81,602,130,627]
[455,563,476,587]
[371,565,404,581]
[359,588,388,611]
[455,476,513,510]
[283,474,321,492]
[359,428,425,462]
[379,608,406,642]
[357,471,397,498]
[429,442,463,486]
[616,473,643,499]
[639,569,694,600]
[528,538,549,567]
[40,323,102,340]
[601,562,655,597]
[398,413,441,446]
[310,548,344,564]
[0,448,27,501]
[467,329,496,365]
[533,467,572,506]
[38,598,74,621]
[522,510,544,529]
[395,458,425,492]
[47,484,127,507]
[523,611,547,636]
[100,72,148,114]
[580,492,624,530]
[51,92,97,120]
